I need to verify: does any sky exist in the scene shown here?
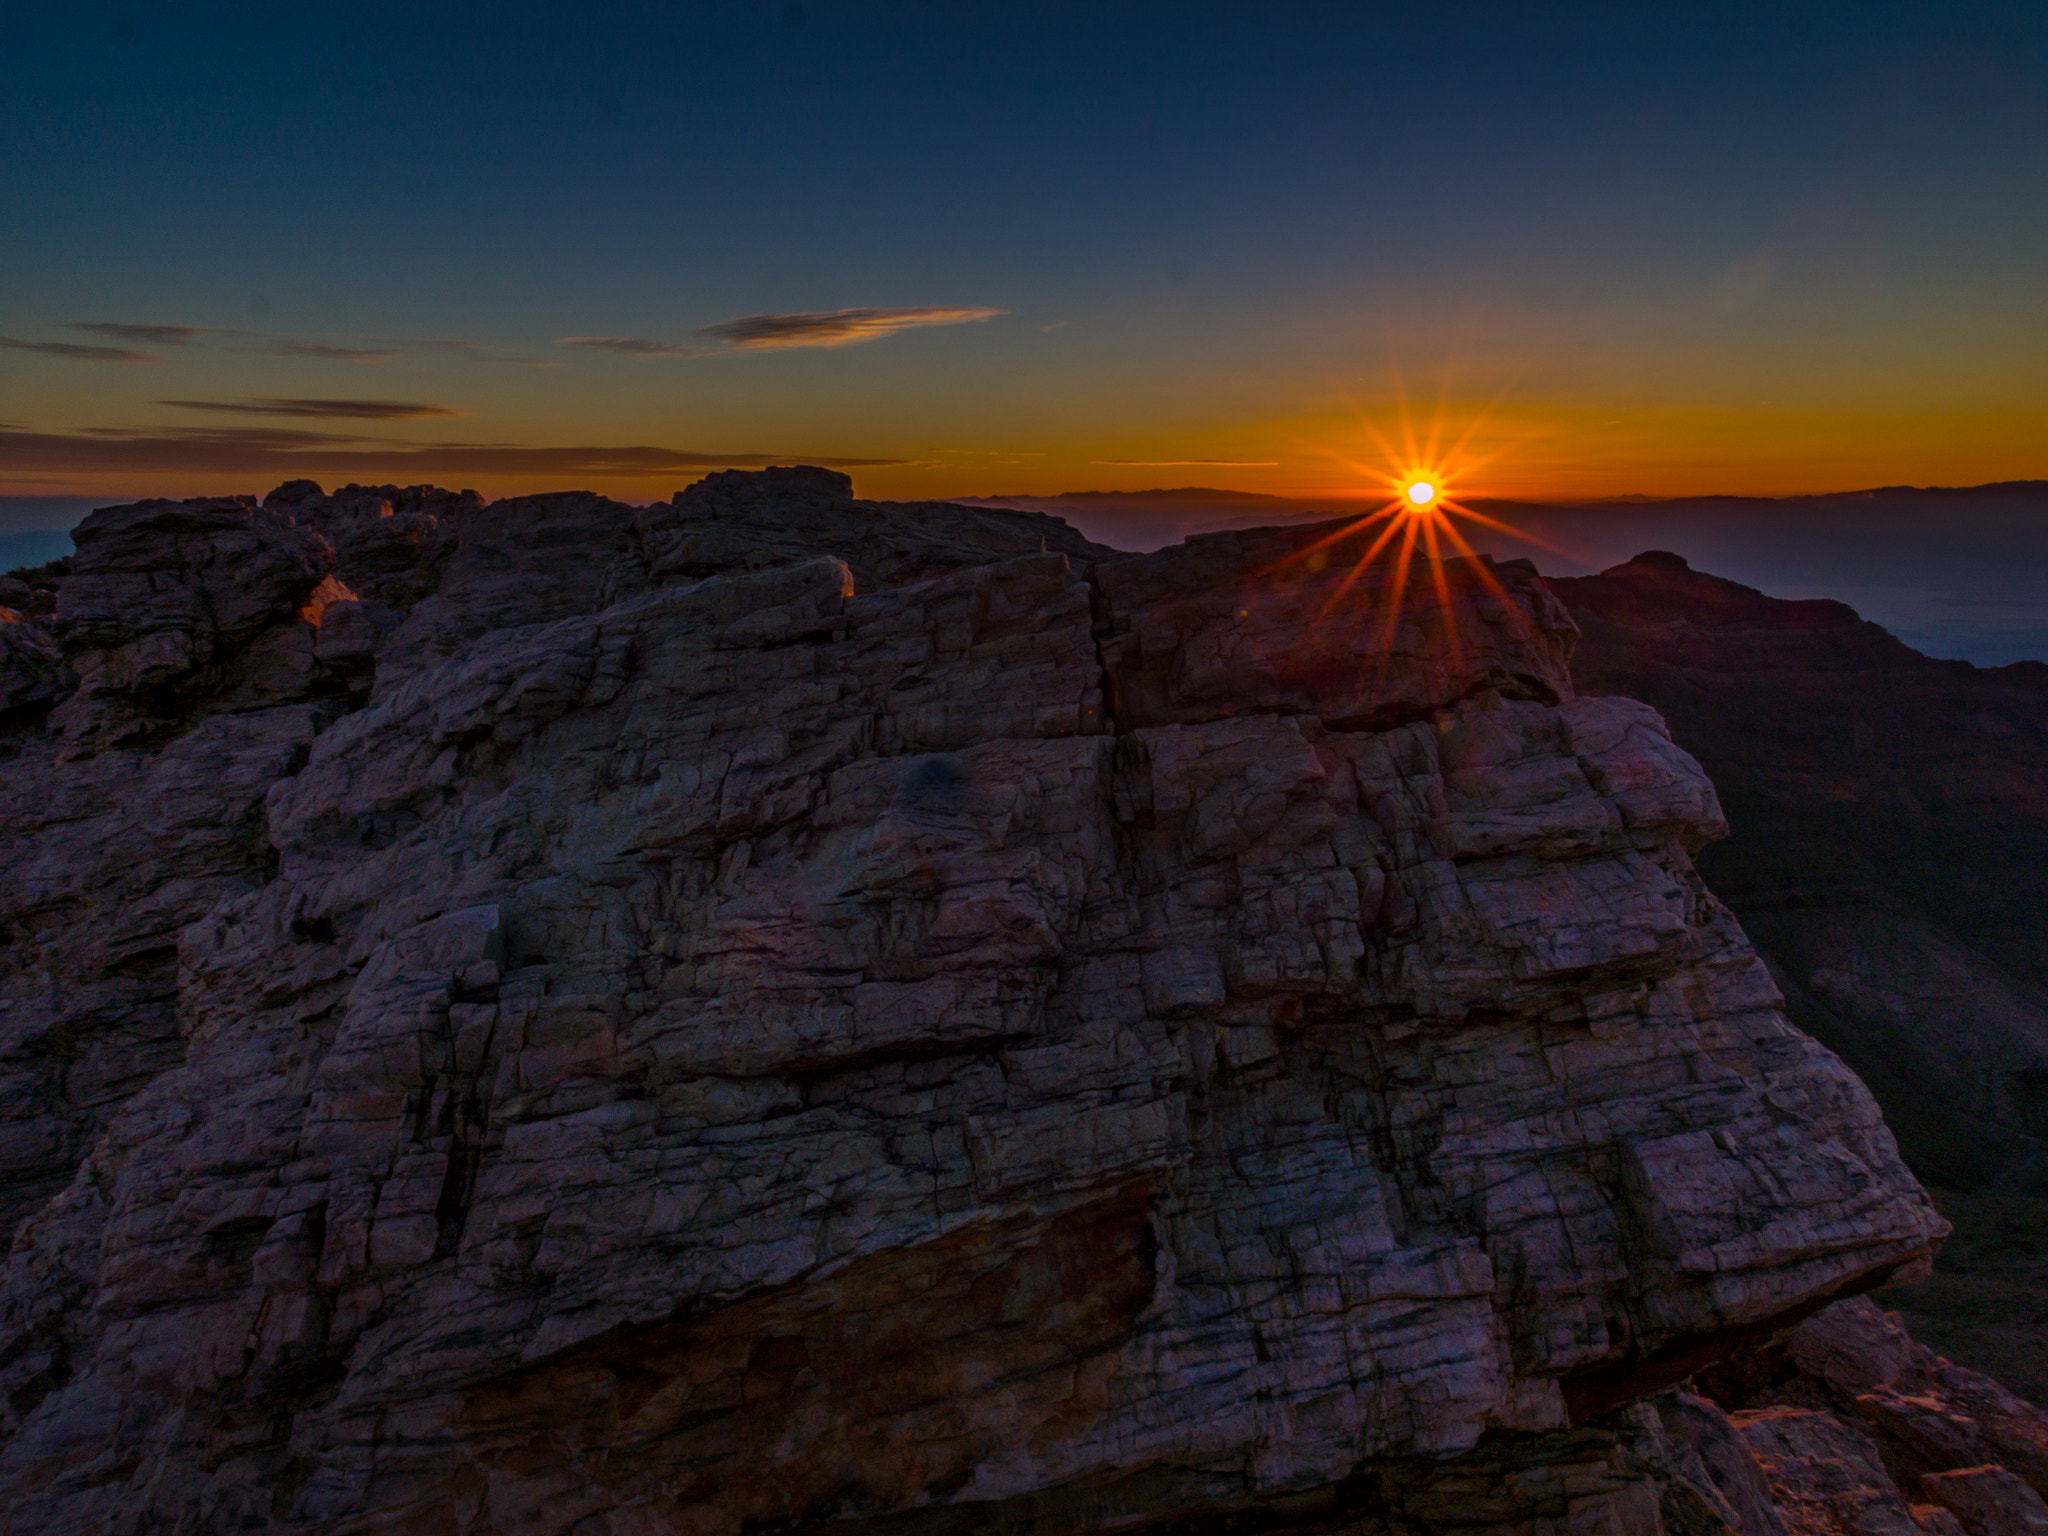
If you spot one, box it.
[3,1,2046,507]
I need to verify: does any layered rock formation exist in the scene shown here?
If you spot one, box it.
[1557,553,2048,1405]
[0,477,1968,1532]
[1554,552,2048,1197]
[1689,1295,2048,1536]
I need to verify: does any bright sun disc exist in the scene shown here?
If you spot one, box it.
[1406,480,1436,506]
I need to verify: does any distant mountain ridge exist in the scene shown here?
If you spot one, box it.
[961,479,2048,511]
[956,486,1312,505]
[954,480,2048,665]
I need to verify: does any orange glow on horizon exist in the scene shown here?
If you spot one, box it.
[1243,382,1587,672]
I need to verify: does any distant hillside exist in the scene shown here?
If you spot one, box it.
[1458,483,2048,665]
[950,487,1360,551]
[0,497,102,577]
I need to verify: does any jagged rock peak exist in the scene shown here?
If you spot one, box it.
[673,462,855,515]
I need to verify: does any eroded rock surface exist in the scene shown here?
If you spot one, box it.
[0,476,1950,1533]
[1554,551,2048,1199]
[1675,1296,2048,1536]
[1556,551,2048,1407]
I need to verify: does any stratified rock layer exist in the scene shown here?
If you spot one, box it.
[0,477,1945,1534]
[1554,552,2048,1199]
[1685,1295,2048,1536]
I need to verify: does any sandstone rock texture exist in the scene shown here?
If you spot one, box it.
[0,474,1955,1532]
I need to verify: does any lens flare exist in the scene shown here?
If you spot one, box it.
[1258,380,1577,677]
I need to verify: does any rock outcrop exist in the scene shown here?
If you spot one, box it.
[1553,552,2048,1199]
[0,478,1957,1532]
[1557,552,2048,1406]
[1684,1295,2048,1536]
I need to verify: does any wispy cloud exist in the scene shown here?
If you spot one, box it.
[1,336,157,363]
[11,323,560,368]
[72,322,218,346]
[557,336,703,358]
[695,306,1007,350]
[75,425,380,448]
[160,398,465,421]
[239,337,410,361]
[409,337,564,367]
[0,426,906,478]
[556,309,1006,359]
[1094,459,1281,467]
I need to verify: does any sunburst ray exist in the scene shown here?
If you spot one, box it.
[1257,376,1572,676]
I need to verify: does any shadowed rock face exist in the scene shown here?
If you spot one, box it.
[0,481,1945,1534]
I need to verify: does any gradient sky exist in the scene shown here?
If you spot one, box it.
[3,0,2045,504]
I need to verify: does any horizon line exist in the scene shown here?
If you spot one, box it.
[5,474,2048,515]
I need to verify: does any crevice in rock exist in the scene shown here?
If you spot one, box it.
[1561,1256,1917,1420]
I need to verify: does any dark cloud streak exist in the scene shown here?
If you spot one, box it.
[557,336,703,357]
[71,322,214,345]
[0,427,905,477]
[160,398,465,420]
[238,338,410,361]
[76,425,380,448]
[0,336,157,362]
[9,326,558,366]
[695,306,1005,350]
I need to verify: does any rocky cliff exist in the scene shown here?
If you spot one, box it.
[1554,551,2048,1414]
[1553,552,2048,1194]
[0,473,1999,1534]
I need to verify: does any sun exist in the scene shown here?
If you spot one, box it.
[1255,384,1573,669]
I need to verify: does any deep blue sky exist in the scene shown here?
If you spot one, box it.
[3,1,2045,502]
